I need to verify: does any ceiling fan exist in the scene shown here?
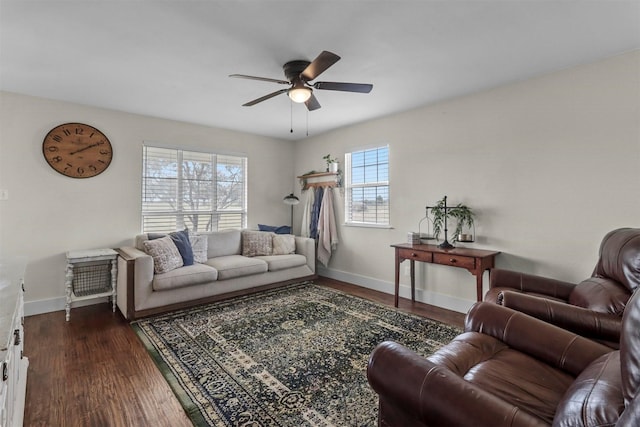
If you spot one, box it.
[229,51,373,111]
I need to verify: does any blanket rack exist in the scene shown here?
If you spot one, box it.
[298,172,340,190]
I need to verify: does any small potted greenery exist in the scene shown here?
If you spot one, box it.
[323,154,339,173]
[430,196,475,247]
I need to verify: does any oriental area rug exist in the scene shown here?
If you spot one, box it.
[132,282,461,426]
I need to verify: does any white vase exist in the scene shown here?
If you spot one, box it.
[329,162,339,173]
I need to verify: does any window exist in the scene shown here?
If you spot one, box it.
[142,145,247,233]
[345,145,389,226]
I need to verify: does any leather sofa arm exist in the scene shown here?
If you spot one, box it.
[367,341,547,427]
[465,302,612,375]
[489,268,576,300]
[501,290,621,344]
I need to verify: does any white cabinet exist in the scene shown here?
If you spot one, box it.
[0,259,28,427]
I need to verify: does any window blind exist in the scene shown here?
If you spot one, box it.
[142,146,247,233]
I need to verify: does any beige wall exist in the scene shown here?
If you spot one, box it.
[2,50,638,314]
[0,93,296,311]
[294,50,640,312]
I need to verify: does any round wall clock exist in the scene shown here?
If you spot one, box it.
[42,122,113,178]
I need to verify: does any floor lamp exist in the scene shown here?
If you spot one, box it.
[283,193,300,233]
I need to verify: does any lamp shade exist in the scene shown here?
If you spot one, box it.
[288,81,312,103]
[283,193,300,205]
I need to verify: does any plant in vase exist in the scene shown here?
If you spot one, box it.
[323,154,339,173]
[430,196,475,245]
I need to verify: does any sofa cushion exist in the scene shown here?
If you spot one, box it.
[569,278,630,316]
[272,234,296,255]
[553,351,624,427]
[143,236,183,274]
[207,229,242,258]
[242,230,274,257]
[152,263,218,291]
[206,255,268,280]
[428,332,574,424]
[255,254,307,272]
[189,232,208,263]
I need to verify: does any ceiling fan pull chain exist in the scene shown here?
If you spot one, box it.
[290,99,294,133]
[306,109,309,137]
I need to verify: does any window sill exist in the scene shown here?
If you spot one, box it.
[343,223,393,229]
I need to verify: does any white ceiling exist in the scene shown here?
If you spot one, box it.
[1,1,639,141]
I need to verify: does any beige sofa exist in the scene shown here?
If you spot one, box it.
[116,229,316,319]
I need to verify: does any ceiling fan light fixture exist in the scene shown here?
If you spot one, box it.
[288,84,312,103]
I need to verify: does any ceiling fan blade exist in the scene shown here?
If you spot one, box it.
[301,51,341,81]
[242,89,288,106]
[313,81,373,93]
[305,93,321,111]
[229,74,290,85]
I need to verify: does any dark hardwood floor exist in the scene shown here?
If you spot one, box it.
[23,277,464,426]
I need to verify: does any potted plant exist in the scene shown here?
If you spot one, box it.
[323,154,339,173]
[430,196,475,247]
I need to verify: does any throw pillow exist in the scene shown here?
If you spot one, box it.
[258,224,292,235]
[169,229,194,266]
[272,234,296,255]
[143,235,184,274]
[242,231,273,257]
[189,232,208,263]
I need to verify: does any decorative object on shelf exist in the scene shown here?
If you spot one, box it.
[426,195,476,249]
[323,154,339,173]
[42,123,113,178]
[417,215,435,243]
[283,193,300,230]
[407,232,421,245]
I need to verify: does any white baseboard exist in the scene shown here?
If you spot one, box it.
[317,266,474,314]
[25,271,475,316]
[24,296,109,317]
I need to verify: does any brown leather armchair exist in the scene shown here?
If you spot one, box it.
[367,285,640,426]
[484,228,640,348]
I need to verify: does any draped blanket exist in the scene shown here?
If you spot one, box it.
[300,189,314,238]
[317,187,338,266]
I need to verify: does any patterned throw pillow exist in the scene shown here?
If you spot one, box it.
[189,233,208,263]
[242,231,274,257]
[272,234,296,255]
[143,235,184,274]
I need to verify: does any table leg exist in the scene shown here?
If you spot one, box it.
[65,262,73,321]
[475,270,483,302]
[110,258,117,313]
[394,251,400,307]
[410,259,415,302]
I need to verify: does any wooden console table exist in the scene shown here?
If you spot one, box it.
[391,243,500,307]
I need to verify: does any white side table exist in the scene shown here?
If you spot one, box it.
[65,249,118,321]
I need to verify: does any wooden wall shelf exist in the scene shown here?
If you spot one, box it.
[298,172,340,190]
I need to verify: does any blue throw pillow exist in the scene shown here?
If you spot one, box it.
[169,229,194,266]
[258,224,292,234]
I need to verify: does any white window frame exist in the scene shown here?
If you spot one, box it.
[141,145,247,233]
[344,145,390,228]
